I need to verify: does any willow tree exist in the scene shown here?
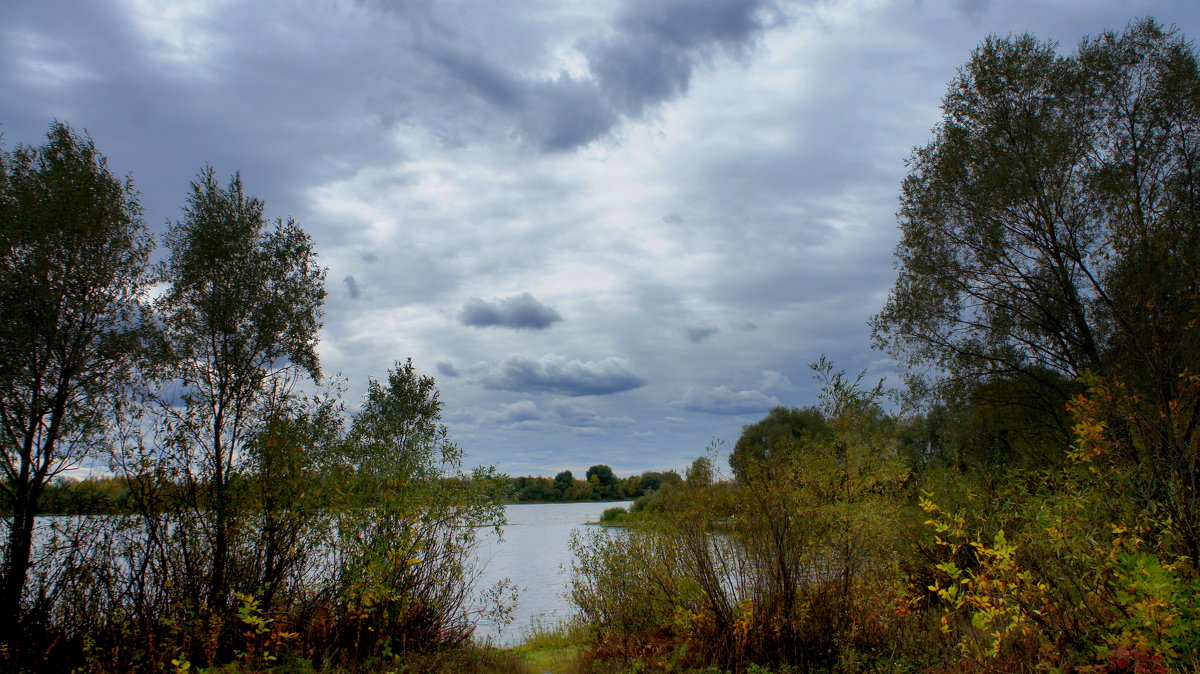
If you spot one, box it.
[158,167,325,612]
[0,122,152,634]
[872,18,1200,416]
[872,19,1200,558]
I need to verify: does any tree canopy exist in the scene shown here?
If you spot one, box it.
[0,121,152,630]
[871,18,1200,409]
[729,406,830,483]
[158,166,326,611]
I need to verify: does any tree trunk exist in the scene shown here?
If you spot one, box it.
[2,489,39,639]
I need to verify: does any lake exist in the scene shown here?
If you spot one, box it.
[31,500,628,648]
[471,500,630,646]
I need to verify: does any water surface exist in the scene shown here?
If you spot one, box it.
[472,500,630,645]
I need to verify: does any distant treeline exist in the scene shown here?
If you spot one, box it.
[15,467,686,515]
[507,466,682,503]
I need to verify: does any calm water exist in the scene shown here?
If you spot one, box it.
[471,501,630,646]
[32,501,628,647]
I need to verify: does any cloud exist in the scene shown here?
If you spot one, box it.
[436,361,460,378]
[684,325,719,343]
[343,274,362,300]
[458,292,563,330]
[480,397,635,429]
[759,369,794,392]
[379,0,781,152]
[482,355,646,396]
[545,398,636,428]
[490,399,543,424]
[677,385,780,415]
[584,0,777,119]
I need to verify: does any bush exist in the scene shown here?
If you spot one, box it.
[568,360,915,671]
[599,506,628,524]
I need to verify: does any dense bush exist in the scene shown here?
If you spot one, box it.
[568,366,1200,672]
[569,361,928,672]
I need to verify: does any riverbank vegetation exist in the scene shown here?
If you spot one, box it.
[560,18,1200,673]
[0,125,510,671]
[508,467,682,504]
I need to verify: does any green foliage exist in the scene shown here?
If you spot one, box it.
[554,470,574,495]
[323,359,509,660]
[154,166,328,617]
[0,135,510,670]
[638,470,678,494]
[871,18,1200,426]
[916,374,1200,670]
[570,359,912,671]
[599,506,628,525]
[585,464,615,487]
[729,406,829,483]
[507,467,663,503]
[585,464,619,499]
[684,456,713,488]
[511,615,589,674]
[0,120,152,646]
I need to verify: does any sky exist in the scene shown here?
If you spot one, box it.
[3,0,1198,478]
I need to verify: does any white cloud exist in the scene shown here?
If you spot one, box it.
[677,385,781,415]
[481,355,646,396]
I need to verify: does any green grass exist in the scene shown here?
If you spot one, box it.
[509,615,591,674]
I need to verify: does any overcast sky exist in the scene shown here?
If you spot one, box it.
[3,0,1198,478]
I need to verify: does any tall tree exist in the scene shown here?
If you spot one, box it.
[0,122,152,634]
[871,19,1200,411]
[158,167,325,611]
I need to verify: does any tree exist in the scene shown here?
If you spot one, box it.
[246,386,344,614]
[158,166,325,611]
[586,464,617,498]
[554,470,574,496]
[637,470,682,494]
[871,19,1200,418]
[685,456,713,488]
[729,406,829,483]
[331,359,507,652]
[0,122,152,634]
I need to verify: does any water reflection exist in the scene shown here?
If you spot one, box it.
[472,501,630,646]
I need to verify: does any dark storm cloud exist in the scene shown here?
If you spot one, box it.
[481,355,646,396]
[678,385,780,415]
[426,46,526,111]
[0,0,406,243]
[684,325,719,343]
[388,0,780,151]
[584,0,777,118]
[518,77,619,151]
[458,293,563,330]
